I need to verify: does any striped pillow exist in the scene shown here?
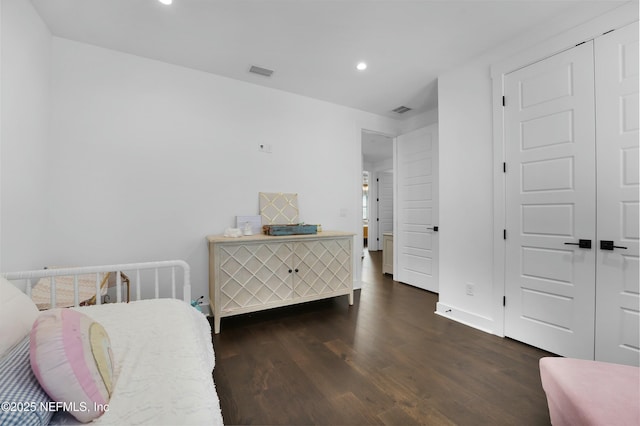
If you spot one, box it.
[30,309,114,423]
[0,336,53,426]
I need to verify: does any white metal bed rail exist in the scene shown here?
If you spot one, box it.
[1,260,191,309]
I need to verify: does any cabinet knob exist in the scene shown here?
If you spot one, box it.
[294,268,299,273]
[288,269,293,273]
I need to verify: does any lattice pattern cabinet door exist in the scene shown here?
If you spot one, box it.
[293,239,352,298]
[218,242,294,312]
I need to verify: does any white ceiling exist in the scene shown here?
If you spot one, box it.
[30,0,626,121]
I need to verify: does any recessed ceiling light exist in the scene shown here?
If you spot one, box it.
[356,62,367,71]
[158,0,172,5]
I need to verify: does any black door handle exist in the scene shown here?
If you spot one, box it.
[600,240,628,250]
[427,226,439,232]
[564,239,592,249]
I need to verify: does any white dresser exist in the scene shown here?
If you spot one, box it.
[207,231,354,333]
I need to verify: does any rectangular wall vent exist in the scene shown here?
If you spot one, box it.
[249,65,274,77]
[392,105,412,114]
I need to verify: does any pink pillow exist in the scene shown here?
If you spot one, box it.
[30,309,114,423]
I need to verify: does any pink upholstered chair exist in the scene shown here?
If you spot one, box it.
[539,357,640,425]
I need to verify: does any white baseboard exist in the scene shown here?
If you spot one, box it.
[435,302,496,335]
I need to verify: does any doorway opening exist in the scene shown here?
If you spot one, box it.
[361,130,394,255]
[362,171,369,248]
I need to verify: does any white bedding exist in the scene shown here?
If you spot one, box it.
[52,299,223,425]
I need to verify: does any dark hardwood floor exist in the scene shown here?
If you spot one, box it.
[211,250,554,425]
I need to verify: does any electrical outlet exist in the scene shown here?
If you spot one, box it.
[465,283,475,296]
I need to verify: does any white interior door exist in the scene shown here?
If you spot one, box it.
[594,22,640,367]
[504,42,597,359]
[395,124,438,292]
[377,171,393,250]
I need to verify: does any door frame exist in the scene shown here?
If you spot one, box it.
[490,6,638,337]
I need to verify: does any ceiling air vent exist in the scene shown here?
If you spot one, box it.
[249,65,274,77]
[392,106,412,114]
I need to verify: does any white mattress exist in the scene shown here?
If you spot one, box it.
[51,299,223,425]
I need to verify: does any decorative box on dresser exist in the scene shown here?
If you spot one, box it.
[207,231,354,333]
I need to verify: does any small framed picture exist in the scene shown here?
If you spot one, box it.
[236,215,262,235]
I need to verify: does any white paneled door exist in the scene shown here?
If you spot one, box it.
[395,124,438,292]
[504,23,640,366]
[377,171,393,250]
[504,42,597,359]
[594,22,640,366]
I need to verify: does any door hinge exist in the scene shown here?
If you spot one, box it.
[377,198,379,202]
[503,162,506,173]
[503,296,506,307]
[376,178,379,182]
[502,96,506,107]
[376,218,379,221]
[503,229,507,240]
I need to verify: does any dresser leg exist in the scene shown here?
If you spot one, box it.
[214,314,221,334]
[209,302,221,333]
[348,291,354,305]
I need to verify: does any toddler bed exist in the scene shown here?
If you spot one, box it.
[29,270,131,310]
[0,260,223,426]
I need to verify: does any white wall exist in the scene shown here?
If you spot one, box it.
[437,59,496,331]
[398,108,438,135]
[436,2,638,334]
[45,38,397,303]
[1,0,52,271]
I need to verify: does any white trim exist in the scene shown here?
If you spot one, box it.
[491,3,639,337]
[392,136,398,279]
[435,302,495,335]
[492,73,506,337]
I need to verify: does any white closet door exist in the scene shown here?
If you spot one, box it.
[594,22,640,367]
[504,42,596,359]
[395,124,439,292]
